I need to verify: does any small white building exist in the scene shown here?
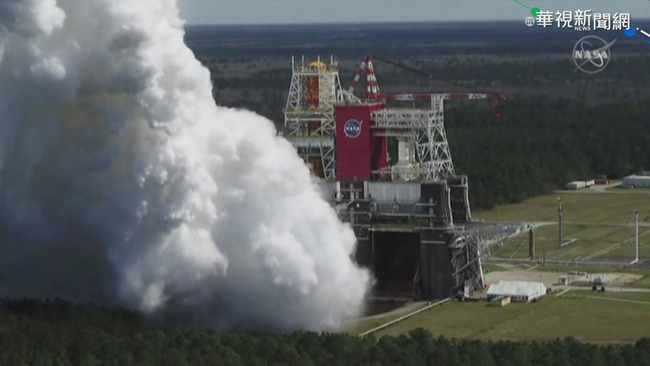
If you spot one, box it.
[622,175,650,188]
[565,181,586,190]
[487,281,547,303]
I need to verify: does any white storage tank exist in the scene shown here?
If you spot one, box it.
[622,175,650,188]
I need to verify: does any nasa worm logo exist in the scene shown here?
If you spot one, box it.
[572,35,616,74]
[343,119,362,138]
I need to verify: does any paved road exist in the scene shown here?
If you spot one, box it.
[490,221,650,232]
[561,221,650,227]
[585,295,650,305]
[484,256,649,268]
[556,285,650,293]
[554,182,650,195]
[589,182,621,192]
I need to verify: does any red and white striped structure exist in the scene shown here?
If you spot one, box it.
[348,54,382,100]
[345,54,506,182]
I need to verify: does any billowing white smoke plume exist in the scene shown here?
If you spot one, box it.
[0,0,370,331]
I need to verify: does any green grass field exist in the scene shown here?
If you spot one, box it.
[351,291,650,343]
[475,192,650,262]
[492,224,650,261]
[474,192,650,224]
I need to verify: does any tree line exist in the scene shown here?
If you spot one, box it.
[443,97,650,209]
[1,299,650,365]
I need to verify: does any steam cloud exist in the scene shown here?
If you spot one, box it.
[0,0,370,331]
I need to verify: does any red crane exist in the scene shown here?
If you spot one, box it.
[347,53,506,108]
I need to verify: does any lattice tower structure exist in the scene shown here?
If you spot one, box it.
[371,93,502,182]
[283,56,343,179]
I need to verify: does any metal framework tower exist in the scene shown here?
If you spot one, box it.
[372,108,454,181]
[347,53,505,182]
[371,93,502,182]
[283,56,343,179]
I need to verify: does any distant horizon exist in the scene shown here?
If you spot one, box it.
[180,0,649,26]
[184,18,650,28]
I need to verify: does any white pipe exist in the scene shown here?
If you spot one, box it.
[634,211,639,261]
[358,299,451,338]
[558,198,563,249]
[631,210,640,265]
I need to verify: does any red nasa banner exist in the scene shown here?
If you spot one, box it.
[335,104,385,181]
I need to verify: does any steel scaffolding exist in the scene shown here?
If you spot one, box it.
[283,56,343,180]
[372,105,455,182]
[370,93,502,182]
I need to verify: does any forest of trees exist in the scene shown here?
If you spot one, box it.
[1,299,650,365]
[445,97,650,209]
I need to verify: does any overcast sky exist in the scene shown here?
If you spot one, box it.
[179,0,649,25]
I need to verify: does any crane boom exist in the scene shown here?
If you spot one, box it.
[347,53,505,105]
[348,53,433,99]
[372,55,434,79]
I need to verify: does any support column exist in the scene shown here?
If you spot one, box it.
[529,228,535,260]
[558,198,563,248]
[632,210,640,265]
